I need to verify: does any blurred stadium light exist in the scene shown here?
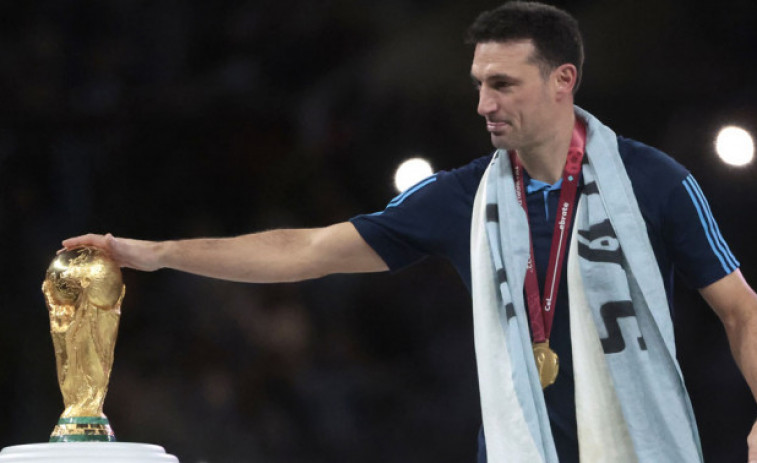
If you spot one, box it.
[394,157,434,192]
[715,125,754,166]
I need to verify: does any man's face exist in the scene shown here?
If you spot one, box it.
[470,40,559,152]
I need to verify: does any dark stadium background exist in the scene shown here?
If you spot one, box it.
[1,1,755,461]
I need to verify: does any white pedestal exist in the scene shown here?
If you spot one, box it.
[0,442,179,462]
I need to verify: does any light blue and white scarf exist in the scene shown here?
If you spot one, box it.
[470,106,702,462]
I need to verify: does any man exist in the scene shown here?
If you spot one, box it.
[64,2,757,462]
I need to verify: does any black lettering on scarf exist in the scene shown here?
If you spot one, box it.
[505,303,516,321]
[599,301,647,354]
[577,219,622,265]
[582,181,599,196]
[496,268,516,321]
[486,204,499,223]
[496,268,508,286]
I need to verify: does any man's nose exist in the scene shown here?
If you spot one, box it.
[477,88,497,116]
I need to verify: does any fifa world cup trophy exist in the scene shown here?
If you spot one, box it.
[41,246,124,442]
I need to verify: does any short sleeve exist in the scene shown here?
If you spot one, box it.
[664,174,740,289]
[350,156,490,275]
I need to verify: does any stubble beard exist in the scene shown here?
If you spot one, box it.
[490,132,518,151]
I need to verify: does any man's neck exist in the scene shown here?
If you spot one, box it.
[515,112,576,184]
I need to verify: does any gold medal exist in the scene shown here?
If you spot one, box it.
[533,341,559,389]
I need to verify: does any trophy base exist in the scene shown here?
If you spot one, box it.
[0,442,179,462]
[50,416,116,442]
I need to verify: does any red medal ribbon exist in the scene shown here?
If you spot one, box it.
[510,119,587,343]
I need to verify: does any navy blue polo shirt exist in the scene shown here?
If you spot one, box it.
[350,136,739,462]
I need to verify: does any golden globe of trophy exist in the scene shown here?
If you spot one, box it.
[41,246,124,442]
[0,246,179,462]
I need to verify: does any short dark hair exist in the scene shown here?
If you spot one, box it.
[465,1,584,93]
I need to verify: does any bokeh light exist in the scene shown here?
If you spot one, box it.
[715,126,755,166]
[394,158,434,192]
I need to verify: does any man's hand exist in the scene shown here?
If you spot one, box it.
[62,234,163,271]
[749,419,757,463]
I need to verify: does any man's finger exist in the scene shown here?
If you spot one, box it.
[62,233,107,250]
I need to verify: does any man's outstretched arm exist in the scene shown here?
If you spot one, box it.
[699,269,757,462]
[62,222,389,283]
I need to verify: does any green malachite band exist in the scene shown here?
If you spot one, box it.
[56,417,110,425]
[50,434,116,443]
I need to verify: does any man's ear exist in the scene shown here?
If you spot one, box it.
[553,63,578,97]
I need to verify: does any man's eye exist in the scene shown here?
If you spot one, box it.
[493,81,512,90]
